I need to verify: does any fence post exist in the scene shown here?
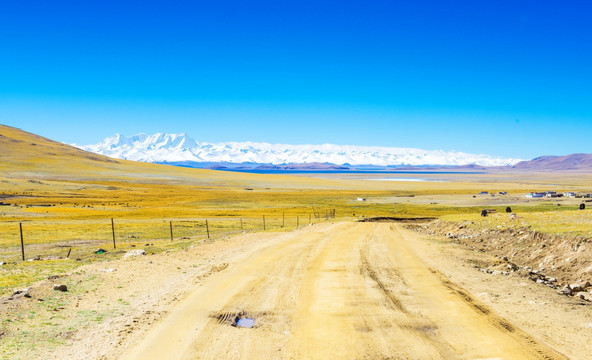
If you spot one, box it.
[170,221,173,241]
[206,220,210,239]
[20,223,25,261]
[309,213,311,224]
[240,218,244,231]
[282,212,285,228]
[111,218,116,249]
[297,216,299,229]
[325,210,328,220]
[263,215,266,230]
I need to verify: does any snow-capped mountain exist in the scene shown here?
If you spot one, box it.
[75,133,523,167]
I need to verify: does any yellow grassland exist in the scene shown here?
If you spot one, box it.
[2,123,592,293]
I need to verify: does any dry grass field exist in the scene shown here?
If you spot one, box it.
[2,124,592,359]
[2,124,592,293]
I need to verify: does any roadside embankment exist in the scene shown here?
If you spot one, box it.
[410,219,592,302]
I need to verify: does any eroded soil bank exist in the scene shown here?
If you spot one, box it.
[411,219,592,289]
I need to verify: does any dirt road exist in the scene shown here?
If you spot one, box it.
[121,223,567,360]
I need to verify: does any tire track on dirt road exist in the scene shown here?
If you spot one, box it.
[180,228,332,360]
[120,222,567,360]
[386,224,568,360]
[357,228,457,358]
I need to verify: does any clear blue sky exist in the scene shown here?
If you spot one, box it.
[1,1,591,159]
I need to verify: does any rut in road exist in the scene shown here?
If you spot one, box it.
[121,222,568,360]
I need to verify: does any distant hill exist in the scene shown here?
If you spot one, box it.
[0,124,121,177]
[510,153,592,171]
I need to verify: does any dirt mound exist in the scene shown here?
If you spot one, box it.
[411,220,592,287]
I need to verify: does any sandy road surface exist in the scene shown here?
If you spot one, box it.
[121,223,567,360]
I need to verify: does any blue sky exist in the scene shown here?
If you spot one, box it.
[1,1,591,159]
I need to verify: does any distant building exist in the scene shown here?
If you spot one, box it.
[526,192,545,198]
[478,191,488,195]
[499,191,508,195]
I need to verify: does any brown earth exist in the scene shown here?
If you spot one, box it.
[3,223,592,359]
[413,219,592,287]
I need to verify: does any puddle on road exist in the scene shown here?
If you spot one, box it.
[210,310,271,328]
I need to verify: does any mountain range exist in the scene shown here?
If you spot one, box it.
[75,133,523,168]
[2,125,591,173]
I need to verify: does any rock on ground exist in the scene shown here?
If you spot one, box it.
[123,249,147,258]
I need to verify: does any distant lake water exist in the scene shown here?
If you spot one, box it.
[362,178,447,182]
[220,169,483,175]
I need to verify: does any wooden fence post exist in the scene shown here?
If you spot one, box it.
[282,212,285,228]
[240,218,244,231]
[263,215,266,230]
[170,221,173,241]
[20,223,25,261]
[206,220,210,239]
[111,218,116,249]
[309,213,311,224]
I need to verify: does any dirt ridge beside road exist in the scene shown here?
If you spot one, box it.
[413,219,592,288]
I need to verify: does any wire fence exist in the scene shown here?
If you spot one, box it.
[0,211,336,263]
